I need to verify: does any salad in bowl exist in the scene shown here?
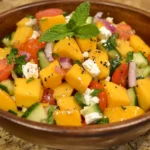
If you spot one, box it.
[0,1,149,127]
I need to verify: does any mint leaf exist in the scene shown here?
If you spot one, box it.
[74,24,99,39]
[67,1,90,30]
[126,51,133,62]
[39,24,74,42]
[7,48,18,64]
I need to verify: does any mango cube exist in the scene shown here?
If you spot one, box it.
[11,26,33,47]
[0,89,17,111]
[39,15,66,32]
[65,64,92,93]
[53,37,83,61]
[53,109,82,126]
[104,106,145,123]
[40,60,63,89]
[57,96,81,110]
[53,82,74,100]
[104,81,130,107]
[136,79,150,111]
[14,78,43,107]
[76,37,97,52]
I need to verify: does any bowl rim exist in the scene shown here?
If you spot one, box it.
[0,0,150,137]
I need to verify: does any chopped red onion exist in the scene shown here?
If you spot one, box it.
[128,62,136,87]
[44,42,54,62]
[60,57,72,69]
[20,52,31,62]
[55,66,66,77]
[101,19,116,33]
[93,12,103,23]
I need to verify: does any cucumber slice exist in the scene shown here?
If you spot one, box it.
[107,49,121,59]
[37,49,49,69]
[1,79,14,96]
[127,87,138,106]
[136,66,150,79]
[86,16,93,24]
[22,102,47,122]
[133,52,148,68]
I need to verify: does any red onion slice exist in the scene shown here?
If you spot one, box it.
[100,19,116,33]
[93,12,103,23]
[44,42,54,62]
[128,62,136,87]
[60,57,72,69]
[20,52,31,62]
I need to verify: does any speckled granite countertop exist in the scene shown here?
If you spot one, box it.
[0,0,150,150]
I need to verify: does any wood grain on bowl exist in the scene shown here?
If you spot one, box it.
[0,0,150,149]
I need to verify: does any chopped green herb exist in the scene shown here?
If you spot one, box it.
[15,55,26,65]
[74,92,87,107]
[26,15,35,19]
[0,84,9,93]
[73,60,82,66]
[126,51,133,62]
[121,106,126,110]
[14,65,23,76]
[26,77,35,83]
[110,58,121,76]
[46,105,56,124]
[7,48,18,64]
[90,89,103,97]
[2,34,12,47]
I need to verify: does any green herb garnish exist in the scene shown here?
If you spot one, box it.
[26,15,35,19]
[8,110,17,115]
[26,77,35,83]
[0,84,9,93]
[126,51,133,62]
[90,89,103,97]
[74,92,87,107]
[39,2,99,42]
[15,55,26,65]
[97,117,109,124]
[7,48,18,64]
[73,60,82,66]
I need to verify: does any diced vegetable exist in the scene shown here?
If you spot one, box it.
[104,106,144,123]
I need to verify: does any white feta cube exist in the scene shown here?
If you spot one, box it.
[99,26,112,40]
[82,52,89,58]
[25,18,37,27]
[22,62,39,79]
[29,30,40,40]
[90,97,99,105]
[82,59,100,77]
[84,112,103,124]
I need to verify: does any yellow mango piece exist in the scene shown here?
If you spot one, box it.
[130,35,150,57]
[76,37,97,52]
[0,89,17,111]
[40,60,63,89]
[104,81,130,107]
[89,49,110,79]
[53,82,74,100]
[14,78,43,107]
[104,106,145,123]
[57,96,81,110]
[116,39,134,57]
[65,64,92,93]
[96,21,104,28]
[11,26,33,47]
[17,17,30,26]
[39,15,66,33]
[53,37,83,62]
[54,109,82,126]
[0,48,10,60]
[136,79,150,111]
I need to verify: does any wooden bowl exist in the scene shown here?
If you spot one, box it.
[0,0,150,149]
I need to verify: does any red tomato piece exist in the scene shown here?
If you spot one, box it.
[36,8,63,20]
[116,24,134,40]
[41,89,56,105]
[19,39,46,63]
[89,81,107,112]
[111,63,128,88]
[0,59,14,82]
